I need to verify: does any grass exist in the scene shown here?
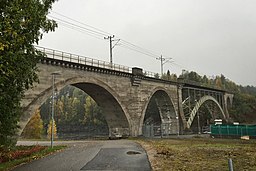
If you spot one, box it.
[137,138,256,171]
[0,145,66,171]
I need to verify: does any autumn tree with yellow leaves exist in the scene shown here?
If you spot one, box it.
[21,109,44,139]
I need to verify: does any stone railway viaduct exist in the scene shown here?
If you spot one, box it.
[19,47,233,137]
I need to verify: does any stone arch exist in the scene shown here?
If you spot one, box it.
[139,87,178,134]
[187,95,226,128]
[19,76,130,137]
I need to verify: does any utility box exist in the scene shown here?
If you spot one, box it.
[132,67,143,76]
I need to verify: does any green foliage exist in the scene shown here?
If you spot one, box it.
[178,70,241,92]
[230,93,256,123]
[0,145,66,170]
[83,96,104,126]
[21,109,44,139]
[176,69,256,123]
[0,0,57,147]
[239,85,256,95]
[154,73,160,79]
[160,70,177,81]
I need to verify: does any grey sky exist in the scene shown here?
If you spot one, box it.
[39,0,256,86]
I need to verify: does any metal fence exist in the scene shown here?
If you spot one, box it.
[142,123,179,138]
[210,124,256,137]
[36,46,159,78]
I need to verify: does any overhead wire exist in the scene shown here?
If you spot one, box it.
[52,11,112,36]
[121,40,160,57]
[47,11,186,72]
[118,40,160,59]
[118,44,158,59]
[48,15,108,37]
[52,10,157,59]
[48,12,164,59]
[53,20,104,40]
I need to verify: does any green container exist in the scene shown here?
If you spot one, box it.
[210,124,256,137]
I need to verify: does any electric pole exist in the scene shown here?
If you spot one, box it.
[50,72,60,148]
[156,55,173,76]
[104,35,115,67]
[197,111,201,134]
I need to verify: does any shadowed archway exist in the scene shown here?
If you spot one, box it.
[73,83,130,137]
[19,77,130,138]
[142,89,178,136]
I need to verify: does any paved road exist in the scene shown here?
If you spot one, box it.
[14,140,152,171]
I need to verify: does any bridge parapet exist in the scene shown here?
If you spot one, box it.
[36,46,159,79]
[37,46,130,72]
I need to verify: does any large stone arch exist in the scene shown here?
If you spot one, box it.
[187,95,226,128]
[19,76,131,137]
[139,87,178,135]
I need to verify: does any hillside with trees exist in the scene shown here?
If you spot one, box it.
[161,69,256,124]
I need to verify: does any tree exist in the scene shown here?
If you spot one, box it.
[21,109,43,139]
[47,120,58,139]
[220,74,226,89]
[160,73,167,80]
[187,71,202,82]
[0,0,57,146]
[167,70,171,80]
[154,73,160,79]
[84,96,97,124]
[170,73,177,81]
[83,96,105,126]
[215,76,222,89]
[202,75,209,87]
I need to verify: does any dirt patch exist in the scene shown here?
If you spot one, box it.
[137,138,256,171]
[137,141,159,170]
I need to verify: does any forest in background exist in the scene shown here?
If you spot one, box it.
[22,70,256,139]
[161,70,256,124]
[22,85,108,139]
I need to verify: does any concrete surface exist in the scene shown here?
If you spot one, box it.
[14,140,152,171]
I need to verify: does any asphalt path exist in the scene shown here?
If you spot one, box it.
[14,140,152,171]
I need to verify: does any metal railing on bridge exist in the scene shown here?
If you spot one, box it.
[36,46,228,92]
[36,46,158,78]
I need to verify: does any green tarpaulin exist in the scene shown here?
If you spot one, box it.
[210,124,256,137]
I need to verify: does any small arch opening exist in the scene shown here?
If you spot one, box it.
[142,90,178,137]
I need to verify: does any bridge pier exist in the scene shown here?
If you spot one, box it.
[224,93,234,120]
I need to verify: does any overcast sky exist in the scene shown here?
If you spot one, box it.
[39,0,256,86]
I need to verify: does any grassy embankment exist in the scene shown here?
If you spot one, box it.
[0,145,66,171]
[137,138,256,171]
